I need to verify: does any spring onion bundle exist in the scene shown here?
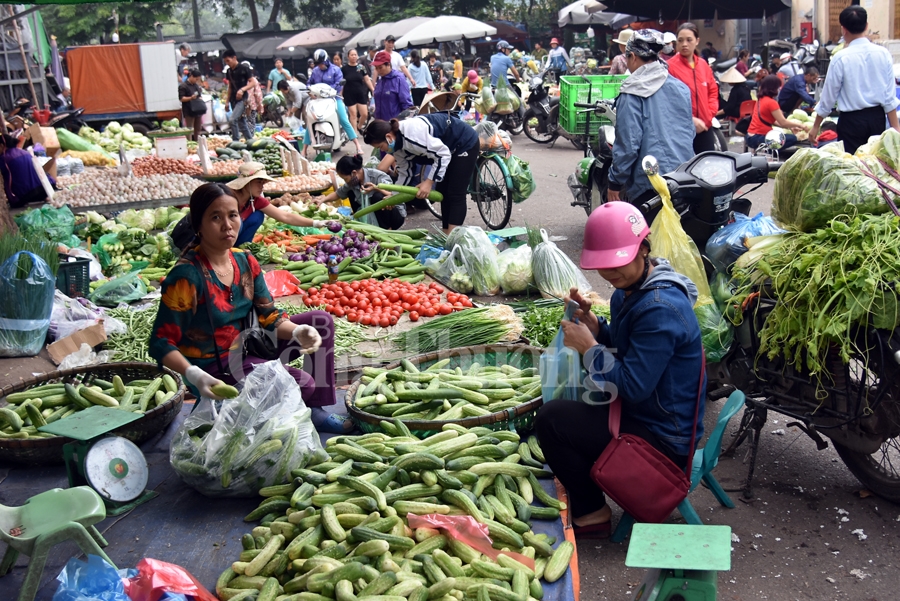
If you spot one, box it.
[392,305,524,354]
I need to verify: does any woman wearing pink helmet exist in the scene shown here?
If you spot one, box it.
[535,201,706,538]
[459,69,483,111]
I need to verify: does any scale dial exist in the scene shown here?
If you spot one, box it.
[84,436,149,502]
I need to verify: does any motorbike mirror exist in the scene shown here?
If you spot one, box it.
[765,129,786,150]
[641,155,660,176]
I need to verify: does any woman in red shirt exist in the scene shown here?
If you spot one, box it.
[667,23,720,153]
[746,75,809,151]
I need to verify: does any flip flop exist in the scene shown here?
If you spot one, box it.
[573,521,611,539]
[317,412,354,434]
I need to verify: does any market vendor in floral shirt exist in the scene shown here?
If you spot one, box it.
[149,182,351,433]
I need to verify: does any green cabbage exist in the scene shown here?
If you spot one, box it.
[446,226,500,296]
[497,245,533,294]
[116,209,156,231]
[106,121,122,134]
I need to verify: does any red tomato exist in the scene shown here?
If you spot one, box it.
[303,297,316,307]
[379,317,390,327]
[358,299,369,310]
[347,312,358,322]
[333,307,345,317]
[350,281,360,290]
[324,290,335,300]
[439,304,453,315]
[424,308,436,318]
[325,304,335,313]
[360,315,372,326]
[409,311,420,321]
[388,292,400,303]
[430,283,445,293]
[308,287,318,295]
[447,293,459,303]
[401,302,411,311]
[373,297,383,307]
[389,315,398,325]
[348,298,358,308]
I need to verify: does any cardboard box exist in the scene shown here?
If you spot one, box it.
[28,124,61,156]
[47,323,108,365]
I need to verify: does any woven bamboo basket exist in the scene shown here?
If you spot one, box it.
[0,362,185,465]
[345,344,544,438]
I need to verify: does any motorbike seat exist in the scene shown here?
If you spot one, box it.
[714,57,738,72]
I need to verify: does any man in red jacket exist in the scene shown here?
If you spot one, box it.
[666,23,720,153]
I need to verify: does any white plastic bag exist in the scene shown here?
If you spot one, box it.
[496,245,533,294]
[58,343,114,371]
[170,361,328,497]
[446,226,501,296]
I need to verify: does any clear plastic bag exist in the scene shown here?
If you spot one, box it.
[531,229,591,300]
[539,301,587,402]
[704,212,786,273]
[50,291,127,340]
[0,251,55,357]
[170,360,327,497]
[52,555,130,601]
[648,175,713,306]
[89,271,148,307]
[695,301,734,363]
[494,77,515,115]
[480,85,497,115]
[446,226,501,296]
[496,245,533,294]
[433,246,475,294]
[506,155,535,203]
[58,342,115,370]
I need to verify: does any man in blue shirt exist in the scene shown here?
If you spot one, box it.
[809,6,900,154]
[778,66,818,114]
[490,40,520,87]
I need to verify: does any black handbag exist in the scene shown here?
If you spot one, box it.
[188,97,207,116]
[735,115,751,135]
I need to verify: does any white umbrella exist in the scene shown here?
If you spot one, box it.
[394,16,497,49]
[277,28,352,49]
[558,0,634,27]
[344,17,433,52]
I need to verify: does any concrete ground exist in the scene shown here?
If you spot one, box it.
[1,134,897,600]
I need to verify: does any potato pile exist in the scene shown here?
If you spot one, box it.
[263,174,331,193]
[60,150,116,167]
[131,156,202,177]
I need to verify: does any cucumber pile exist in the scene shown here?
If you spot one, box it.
[353,360,540,422]
[0,374,179,439]
[216,421,574,601]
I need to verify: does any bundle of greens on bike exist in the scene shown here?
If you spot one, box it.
[728,212,900,377]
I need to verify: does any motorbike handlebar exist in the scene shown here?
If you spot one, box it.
[767,161,784,173]
[639,181,679,215]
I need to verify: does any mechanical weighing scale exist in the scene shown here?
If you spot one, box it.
[38,406,157,516]
[626,524,732,601]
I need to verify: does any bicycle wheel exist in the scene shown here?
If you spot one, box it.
[425,198,442,220]
[474,155,513,229]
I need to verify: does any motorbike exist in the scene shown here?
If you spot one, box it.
[262,91,288,128]
[565,100,616,216]
[632,138,900,503]
[305,83,348,153]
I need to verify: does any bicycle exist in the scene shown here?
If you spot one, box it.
[416,93,513,230]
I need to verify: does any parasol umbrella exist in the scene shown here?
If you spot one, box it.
[244,38,310,60]
[277,28,352,49]
[394,16,497,49]
[599,0,790,20]
[344,17,433,52]
[558,1,637,28]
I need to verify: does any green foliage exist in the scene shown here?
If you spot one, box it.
[40,3,178,47]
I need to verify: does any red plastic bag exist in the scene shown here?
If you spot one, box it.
[123,558,217,601]
[407,514,535,570]
[264,270,301,298]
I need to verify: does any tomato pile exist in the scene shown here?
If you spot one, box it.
[302,279,473,327]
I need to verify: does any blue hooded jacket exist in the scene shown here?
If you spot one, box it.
[589,260,706,457]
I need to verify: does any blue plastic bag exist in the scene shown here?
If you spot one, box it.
[539,301,588,402]
[0,251,55,357]
[52,555,130,601]
[705,212,786,273]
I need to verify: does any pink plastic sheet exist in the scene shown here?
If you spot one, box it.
[123,558,218,601]
[407,514,535,570]
[264,270,302,298]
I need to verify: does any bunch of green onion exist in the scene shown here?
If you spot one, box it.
[392,305,524,354]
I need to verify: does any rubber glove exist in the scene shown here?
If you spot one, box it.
[312,219,329,228]
[185,365,226,400]
[292,324,322,354]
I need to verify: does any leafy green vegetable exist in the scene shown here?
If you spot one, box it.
[515,300,611,347]
[497,245,533,294]
[529,226,590,299]
[730,212,900,376]
[445,226,500,296]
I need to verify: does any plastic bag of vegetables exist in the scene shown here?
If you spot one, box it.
[496,244,533,294]
[169,361,326,497]
[529,227,591,300]
[695,301,734,363]
[704,212,785,273]
[446,226,501,296]
[506,155,535,203]
[433,246,474,294]
[89,271,148,307]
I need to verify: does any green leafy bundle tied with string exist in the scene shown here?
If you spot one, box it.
[729,212,900,376]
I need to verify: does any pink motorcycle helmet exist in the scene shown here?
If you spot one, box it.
[580,201,650,270]
[467,70,479,83]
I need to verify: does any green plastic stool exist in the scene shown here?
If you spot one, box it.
[0,486,113,601]
[626,524,731,601]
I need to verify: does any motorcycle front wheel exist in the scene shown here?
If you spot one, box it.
[831,346,900,502]
[712,128,728,152]
[522,108,554,144]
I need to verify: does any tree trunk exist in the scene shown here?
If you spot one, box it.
[267,0,282,26]
[0,201,17,235]
[356,0,371,27]
[247,0,260,30]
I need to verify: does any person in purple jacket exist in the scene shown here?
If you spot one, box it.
[305,49,362,155]
[0,134,54,208]
[372,51,413,121]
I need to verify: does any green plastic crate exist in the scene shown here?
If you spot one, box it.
[558,74,627,137]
